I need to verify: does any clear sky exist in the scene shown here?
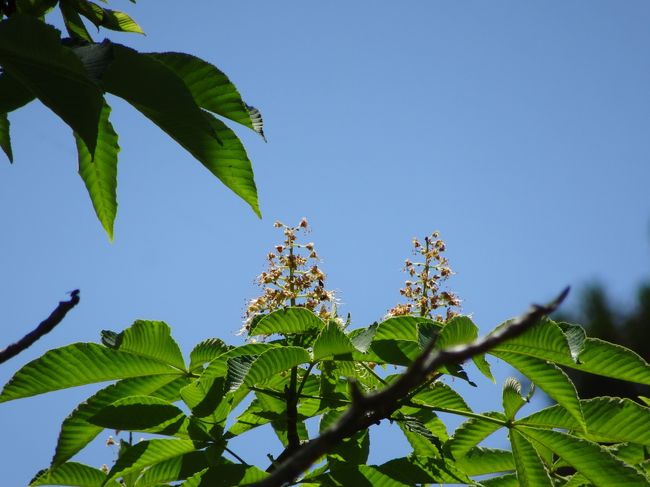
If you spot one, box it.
[2,2,650,485]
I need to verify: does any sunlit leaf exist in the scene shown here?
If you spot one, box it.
[52,374,185,466]
[502,377,527,420]
[509,429,552,486]
[89,395,187,433]
[378,456,473,485]
[100,43,260,216]
[446,412,506,459]
[189,338,229,371]
[30,462,120,487]
[249,307,324,336]
[76,101,119,239]
[135,451,210,486]
[59,0,93,42]
[147,52,264,138]
[520,427,649,486]
[312,321,356,360]
[454,447,514,476]
[410,382,472,413]
[0,343,180,402]
[181,464,268,487]
[243,347,311,387]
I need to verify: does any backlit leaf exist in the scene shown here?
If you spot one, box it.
[250,307,324,336]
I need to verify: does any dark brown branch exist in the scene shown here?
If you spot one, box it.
[0,290,80,364]
[253,287,569,487]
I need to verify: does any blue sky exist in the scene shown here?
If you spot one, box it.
[2,1,650,484]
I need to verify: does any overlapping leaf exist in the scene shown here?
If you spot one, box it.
[52,374,185,466]
[242,347,310,387]
[76,101,119,239]
[134,451,209,487]
[520,427,649,486]
[0,14,102,154]
[509,429,552,486]
[377,456,473,485]
[312,321,356,360]
[30,462,121,487]
[189,338,229,371]
[249,307,324,336]
[147,52,264,138]
[100,43,260,216]
[106,439,199,482]
[89,395,187,433]
[454,447,514,476]
[446,412,506,459]
[181,464,268,487]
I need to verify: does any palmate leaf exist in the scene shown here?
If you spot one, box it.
[397,412,444,457]
[180,377,231,428]
[147,52,265,139]
[106,439,199,483]
[100,44,260,216]
[0,14,103,155]
[519,427,649,486]
[502,377,527,420]
[0,343,180,402]
[373,315,435,341]
[76,101,119,239]
[89,395,187,433]
[0,113,11,162]
[517,397,650,445]
[490,319,573,363]
[312,321,357,360]
[181,464,268,487]
[493,351,585,430]
[249,307,324,336]
[52,374,186,466]
[509,429,553,486]
[30,462,121,487]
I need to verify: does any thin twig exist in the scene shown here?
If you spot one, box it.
[0,290,80,365]
[253,287,569,487]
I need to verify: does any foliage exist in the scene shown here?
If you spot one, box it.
[557,283,650,402]
[4,223,650,487]
[0,0,265,239]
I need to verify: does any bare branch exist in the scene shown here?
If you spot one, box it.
[253,287,570,487]
[0,290,80,364]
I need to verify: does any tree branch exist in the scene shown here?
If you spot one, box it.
[253,287,570,487]
[0,290,80,365]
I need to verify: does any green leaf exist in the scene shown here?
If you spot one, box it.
[509,429,553,486]
[318,464,411,487]
[374,315,436,341]
[312,321,357,360]
[249,307,324,336]
[454,447,515,476]
[410,381,472,413]
[89,395,186,433]
[518,397,650,445]
[446,412,506,459]
[0,71,35,113]
[243,347,311,387]
[490,319,573,363]
[73,0,144,34]
[363,339,422,366]
[397,412,444,457]
[180,377,230,427]
[562,337,650,385]
[493,351,585,430]
[181,464,268,487]
[377,456,473,485]
[0,113,12,162]
[59,0,93,42]
[520,427,649,486]
[147,52,264,138]
[502,377,527,420]
[106,439,198,482]
[189,338,229,371]
[437,315,478,347]
[134,451,209,486]
[480,473,519,487]
[107,320,186,371]
[100,44,260,216]
[0,343,180,402]
[52,374,185,466]
[16,0,58,17]
[76,101,119,239]
[328,427,370,465]
[0,14,103,155]
[30,462,120,487]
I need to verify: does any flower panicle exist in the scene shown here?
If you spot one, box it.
[241,219,336,334]
[388,231,460,321]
